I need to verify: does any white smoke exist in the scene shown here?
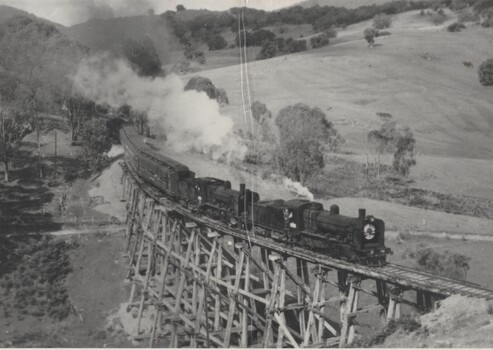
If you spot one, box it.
[268,174,314,201]
[282,177,314,201]
[72,54,246,162]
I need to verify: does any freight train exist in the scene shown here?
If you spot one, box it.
[120,125,391,265]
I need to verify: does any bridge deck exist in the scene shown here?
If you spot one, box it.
[126,162,493,301]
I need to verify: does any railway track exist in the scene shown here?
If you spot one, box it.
[125,162,493,301]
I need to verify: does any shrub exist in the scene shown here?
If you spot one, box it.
[324,27,338,38]
[373,14,392,29]
[184,46,206,64]
[378,30,392,36]
[310,33,330,49]
[286,38,307,53]
[257,40,278,60]
[364,27,379,46]
[403,246,471,280]
[79,118,112,172]
[458,9,479,23]
[478,59,493,86]
[205,34,227,51]
[430,12,448,25]
[447,22,466,32]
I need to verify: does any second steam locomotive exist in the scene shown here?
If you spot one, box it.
[121,125,391,266]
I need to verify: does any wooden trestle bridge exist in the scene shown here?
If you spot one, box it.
[121,165,493,348]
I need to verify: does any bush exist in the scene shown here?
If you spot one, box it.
[364,27,379,46]
[458,9,479,23]
[429,12,448,25]
[286,38,307,53]
[447,22,466,32]
[403,245,471,280]
[478,59,493,86]
[378,30,392,36]
[373,14,392,29]
[79,118,112,172]
[205,34,227,51]
[310,33,330,49]
[184,46,206,64]
[324,27,338,38]
[235,29,276,47]
[257,40,278,60]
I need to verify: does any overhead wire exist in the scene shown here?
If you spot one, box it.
[237,8,253,250]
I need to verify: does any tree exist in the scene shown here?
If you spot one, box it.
[478,58,493,86]
[257,40,277,60]
[364,27,379,47]
[286,38,308,53]
[123,37,163,77]
[205,34,228,51]
[367,120,398,179]
[373,14,392,29]
[324,27,338,39]
[279,138,325,185]
[392,127,416,177]
[0,109,31,182]
[310,33,330,49]
[251,101,274,141]
[61,95,95,143]
[367,120,417,179]
[79,118,112,172]
[275,103,341,184]
[176,4,186,11]
[276,103,340,148]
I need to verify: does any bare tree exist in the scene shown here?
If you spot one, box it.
[61,94,95,144]
[0,109,31,182]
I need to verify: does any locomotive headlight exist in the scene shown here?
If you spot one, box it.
[363,224,376,240]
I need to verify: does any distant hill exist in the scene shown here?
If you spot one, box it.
[62,15,184,65]
[0,15,88,112]
[0,5,64,29]
[294,0,427,8]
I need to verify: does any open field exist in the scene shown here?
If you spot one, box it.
[195,11,493,160]
[181,9,493,206]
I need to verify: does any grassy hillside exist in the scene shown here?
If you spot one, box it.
[294,0,411,8]
[62,15,184,65]
[0,5,64,29]
[193,11,493,160]
[0,15,87,112]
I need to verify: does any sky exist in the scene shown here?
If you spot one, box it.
[0,0,302,26]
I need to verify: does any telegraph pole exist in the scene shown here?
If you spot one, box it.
[54,130,57,177]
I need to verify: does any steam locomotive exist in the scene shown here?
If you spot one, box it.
[121,125,391,265]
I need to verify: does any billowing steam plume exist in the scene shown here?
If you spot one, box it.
[73,55,246,162]
[282,177,314,201]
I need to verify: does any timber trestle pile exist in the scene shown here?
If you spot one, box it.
[121,163,493,348]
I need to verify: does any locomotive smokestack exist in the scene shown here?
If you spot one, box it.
[359,209,366,219]
[240,183,246,193]
[330,204,340,215]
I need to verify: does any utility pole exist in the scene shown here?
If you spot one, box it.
[37,123,42,178]
[54,130,57,178]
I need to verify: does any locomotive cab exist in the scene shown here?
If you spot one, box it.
[284,199,324,234]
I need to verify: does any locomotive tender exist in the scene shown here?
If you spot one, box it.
[121,125,391,265]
